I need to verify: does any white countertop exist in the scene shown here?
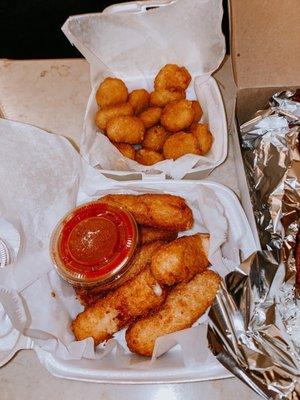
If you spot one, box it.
[0,57,260,400]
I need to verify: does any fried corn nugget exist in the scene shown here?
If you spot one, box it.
[100,194,194,232]
[72,268,167,345]
[128,89,150,115]
[106,115,145,144]
[150,234,209,286]
[96,77,128,108]
[126,270,221,356]
[191,100,203,122]
[142,125,167,152]
[150,89,185,107]
[95,103,133,132]
[154,64,191,91]
[163,132,200,160]
[139,226,178,245]
[135,149,164,166]
[191,123,213,155]
[114,143,136,160]
[75,241,164,308]
[139,107,162,129]
[161,100,195,132]
[189,121,199,132]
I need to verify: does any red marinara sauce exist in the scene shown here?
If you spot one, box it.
[50,201,138,288]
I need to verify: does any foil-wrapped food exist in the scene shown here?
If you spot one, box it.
[208,90,300,399]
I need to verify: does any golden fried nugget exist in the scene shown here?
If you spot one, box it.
[163,132,200,160]
[96,77,128,108]
[126,270,221,356]
[128,89,150,115]
[72,268,167,345]
[106,116,145,144]
[135,149,164,166]
[191,100,203,122]
[142,125,167,152]
[191,123,213,155]
[95,103,133,132]
[150,234,209,286]
[161,100,195,132]
[189,121,199,132]
[75,241,164,308]
[100,194,194,231]
[139,226,178,245]
[139,107,162,129]
[154,64,191,91]
[150,89,185,107]
[114,143,136,160]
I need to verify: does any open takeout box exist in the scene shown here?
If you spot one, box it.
[0,119,258,383]
[62,0,228,179]
[227,0,300,243]
[205,2,300,398]
[231,0,300,125]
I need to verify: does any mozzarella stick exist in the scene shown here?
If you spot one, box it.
[75,241,164,307]
[139,226,178,245]
[150,233,209,286]
[72,268,167,345]
[125,270,220,356]
[100,194,193,231]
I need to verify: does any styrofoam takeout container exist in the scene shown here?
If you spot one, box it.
[0,157,257,383]
[62,0,228,179]
[34,179,256,383]
[0,119,256,384]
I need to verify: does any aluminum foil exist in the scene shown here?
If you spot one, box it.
[208,90,300,399]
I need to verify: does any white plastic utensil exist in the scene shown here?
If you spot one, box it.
[0,286,32,367]
[0,334,33,368]
[0,238,10,268]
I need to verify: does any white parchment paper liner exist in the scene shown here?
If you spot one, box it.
[62,0,227,178]
[0,119,256,370]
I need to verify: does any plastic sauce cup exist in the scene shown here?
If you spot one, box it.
[50,201,138,289]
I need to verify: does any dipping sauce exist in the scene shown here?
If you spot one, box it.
[50,201,138,288]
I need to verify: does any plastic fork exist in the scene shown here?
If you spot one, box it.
[0,238,10,268]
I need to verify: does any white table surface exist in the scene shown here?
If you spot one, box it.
[0,57,260,400]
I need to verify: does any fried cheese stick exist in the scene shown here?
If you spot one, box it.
[139,226,178,245]
[125,270,220,356]
[100,194,193,232]
[75,241,165,307]
[72,268,167,345]
[150,233,210,286]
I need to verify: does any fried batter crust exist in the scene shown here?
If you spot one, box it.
[160,100,195,132]
[150,233,209,286]
[106,115,145,144]
[113,142,136,160]
[72,267,167,345]
[139,226,178,245]
[96,77,128,108]
[125,270,220,356]
[75,241,165,307]
[135,149,164,165]
[95,103,133,132]
[154,64,191,91]
[163,132,200,160]
[128,89,150,115]
[100,194,194,231]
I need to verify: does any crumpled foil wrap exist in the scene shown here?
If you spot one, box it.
[208,90,300,399]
